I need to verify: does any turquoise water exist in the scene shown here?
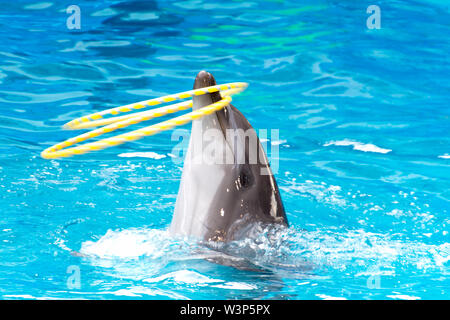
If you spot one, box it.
[0,0,449,299]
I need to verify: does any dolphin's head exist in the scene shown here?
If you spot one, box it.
[170,71,288,242]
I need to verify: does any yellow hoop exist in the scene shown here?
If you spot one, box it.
[41,83,248,159]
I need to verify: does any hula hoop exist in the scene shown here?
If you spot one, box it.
[41,82,248,159]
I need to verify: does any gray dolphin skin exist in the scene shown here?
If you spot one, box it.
[169,71,288,242]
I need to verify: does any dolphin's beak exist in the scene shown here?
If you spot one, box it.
[194,70,216,89]
[192,71,223,112]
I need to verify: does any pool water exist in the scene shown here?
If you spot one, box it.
[0,0,449,299]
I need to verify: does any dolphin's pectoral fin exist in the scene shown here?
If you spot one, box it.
[203,251,271,273]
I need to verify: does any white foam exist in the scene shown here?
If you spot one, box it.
[80,228,168,259]
[104,287,188,299]
[118,152,166,159]
[438,154,450,159]
[280,179,347,207]
[387,294,421,300]
[316,294,347,300]
[324,139,391,154]
[145,270,223,285]
[213,282,257,290]
[271,139,287,146]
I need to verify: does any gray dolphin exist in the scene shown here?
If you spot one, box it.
[169,71,288,242]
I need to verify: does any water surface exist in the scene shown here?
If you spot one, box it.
[0,0,449,299]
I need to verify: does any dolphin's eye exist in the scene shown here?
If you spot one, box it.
[239,170,252,188]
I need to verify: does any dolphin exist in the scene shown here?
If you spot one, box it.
[169,71,288,243]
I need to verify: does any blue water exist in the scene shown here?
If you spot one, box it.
[0,0,449,300]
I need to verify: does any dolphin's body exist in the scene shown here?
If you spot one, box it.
[169,71,288,242]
